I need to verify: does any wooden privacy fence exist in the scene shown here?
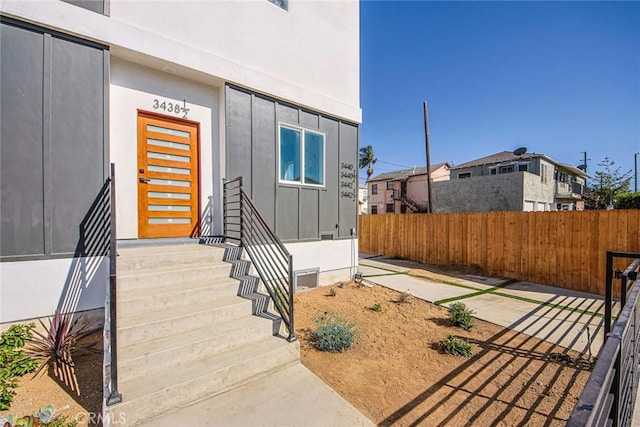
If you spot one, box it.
[359,210,640,296]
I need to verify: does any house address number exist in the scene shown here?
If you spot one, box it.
[152,98,190,119]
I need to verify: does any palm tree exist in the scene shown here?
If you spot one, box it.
[359,145,377,181]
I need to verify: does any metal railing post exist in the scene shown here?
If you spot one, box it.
[107,163,122,406]
[606,251,614,336]
[238,177,243,245]
[287,254,296,342]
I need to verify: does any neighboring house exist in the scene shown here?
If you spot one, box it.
[358,185,368,214]
[0,0,361,324]
[432,150,587,213]
[367,163,451,214]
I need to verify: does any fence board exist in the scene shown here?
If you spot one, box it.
[359,210,640,296]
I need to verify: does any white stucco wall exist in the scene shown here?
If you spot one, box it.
[0,0,361,123]
[286,239,358,285]
[0,257,108,323]
[110,58,221,239]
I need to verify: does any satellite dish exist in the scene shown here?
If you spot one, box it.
[513,147,527,156]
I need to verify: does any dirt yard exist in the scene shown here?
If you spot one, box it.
[4,281,592,427]
[3,331,103,426]
[295,281,592,427]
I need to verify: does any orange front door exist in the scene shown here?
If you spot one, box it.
[137,112,199,238]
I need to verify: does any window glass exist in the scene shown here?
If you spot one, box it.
[518,164,528,172]
[268,0,288,10]
[371,184,378,194]
[459,172,471,179]
[386,203,394,213]
[371,205,378,214]
[280,127,301,182]
[386,181,394,190]
[304,131,324,185]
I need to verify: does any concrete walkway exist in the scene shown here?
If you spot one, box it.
[138,363,374,427]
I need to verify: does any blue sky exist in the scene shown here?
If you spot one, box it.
[359,1,640,185]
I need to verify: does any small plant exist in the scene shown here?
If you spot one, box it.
[338,282,346,289]
[397,292,411,303]
[327,288,337,297]
[0,323,41,410]
[448,302,476,331]
[0,404,78,427]
[24,312,96,377]
[370,301,383,312]
[440,334,473,357]
[313,313,358,353]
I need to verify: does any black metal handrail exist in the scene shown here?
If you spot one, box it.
[223,177,296,342]
[106,163,122,405]
[568,252,640,427]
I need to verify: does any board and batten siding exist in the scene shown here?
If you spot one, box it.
[0,18,108,261]
[225,85,358,242]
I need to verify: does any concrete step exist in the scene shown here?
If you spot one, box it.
[117,278,240,317]
[117,264,233,291]
[109,337,300,426]
[118,315,275,380]
[118,296,251,347]
[117,244,226,272]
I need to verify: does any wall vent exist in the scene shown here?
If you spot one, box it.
[320,233,334,240]
[294,268,319,292]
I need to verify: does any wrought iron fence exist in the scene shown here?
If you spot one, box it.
[568,252,640,427]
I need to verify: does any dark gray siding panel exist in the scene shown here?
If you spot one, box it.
[50,37,105,254]
[251,96,276,229]
[319,117,339,237]
[338,123,358,237]
[299,189,319,239]
[61,0,106,15]
[276,104,299,125]
[276,187,299,241]
[0,24,45,256]
[225,85,359,243]
[226,88,253,195]
[0,20,107,260]
[299,110,319,130]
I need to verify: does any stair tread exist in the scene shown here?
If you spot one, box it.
[119,314,273,359]
[118,262,231,278]
[118,276,239,300]
[117,244,224,257]
[118,337,294,401]
[118,294,250,326]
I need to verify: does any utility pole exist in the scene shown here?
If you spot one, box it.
[635,152,639,192]
[423,101,433,213]
[580,151,590,173]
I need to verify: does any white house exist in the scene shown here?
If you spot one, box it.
[0,0,361,324]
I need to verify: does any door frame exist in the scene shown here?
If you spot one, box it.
[136,110,202,238]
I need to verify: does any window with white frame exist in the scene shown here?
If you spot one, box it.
[279,125,325,186]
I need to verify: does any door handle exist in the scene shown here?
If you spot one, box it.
[139,177,150,183]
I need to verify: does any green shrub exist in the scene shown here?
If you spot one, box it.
[313,313,357,353]
[448,302,476,331]
[0,324,41,410]
[616,192,640,209]
[370,301,383,312]
[440,334,473,357]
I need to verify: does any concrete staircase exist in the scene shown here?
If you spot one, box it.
[106,243,300,426]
